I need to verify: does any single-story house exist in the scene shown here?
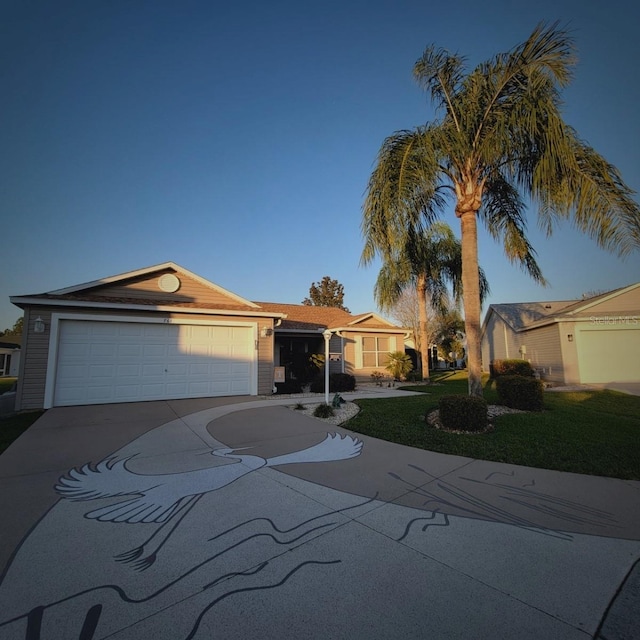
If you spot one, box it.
[10,262,409,410]
[0,336,21,377]
[481,282,640,385]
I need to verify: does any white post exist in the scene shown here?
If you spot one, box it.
[323,329,332,405]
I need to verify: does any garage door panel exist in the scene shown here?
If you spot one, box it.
[53,320,256,406]
[578,328,640,383]
[88,364,115,378]
[61,343,91,358]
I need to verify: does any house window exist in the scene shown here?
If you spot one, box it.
[362,336,390,368]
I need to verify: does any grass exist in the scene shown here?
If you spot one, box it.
[0,411,44,455]
[347,371,640,480]
[0,377,16,394]
[0,378,44,455]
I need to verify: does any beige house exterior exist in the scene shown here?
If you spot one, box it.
[10,262,408,410]
[481,283,640,385]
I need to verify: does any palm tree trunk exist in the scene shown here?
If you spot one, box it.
[459,211,483,397]
[416,273,430,382]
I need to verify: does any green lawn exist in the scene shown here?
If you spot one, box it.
[0,411,44,455]
[348,371,640,480]
[0,377,16,394]
[0,378,43,455]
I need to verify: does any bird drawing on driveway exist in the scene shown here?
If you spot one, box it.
[55,433,363,570]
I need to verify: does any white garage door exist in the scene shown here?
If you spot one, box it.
[53,320,256,406]
[577,328,640,383]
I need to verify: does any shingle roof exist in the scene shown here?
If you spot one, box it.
[254,302,357,331]
[489,301,576,331]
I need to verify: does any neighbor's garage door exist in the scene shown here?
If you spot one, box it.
[53,320,255,406]
[577,327,640,384]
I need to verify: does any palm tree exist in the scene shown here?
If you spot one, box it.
[362,22,640,396]
[368,221,488,381]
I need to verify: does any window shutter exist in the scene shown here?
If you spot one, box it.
[355,336,363,369]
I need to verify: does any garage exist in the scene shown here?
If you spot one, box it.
[577,326,640,384]
[51,319,256,406]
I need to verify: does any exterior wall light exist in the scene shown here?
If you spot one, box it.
[567,334,574,342]
[260,326,273,338]
[34,317,46,334]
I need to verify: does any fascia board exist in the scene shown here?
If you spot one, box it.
[9,296,285,319]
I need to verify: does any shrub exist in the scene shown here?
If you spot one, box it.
[274,381,303,394]
[385,351,413,381]
[406,371,423,382]
[496,374,544,411]
[370,371,385,386]
[313,403,334,418]
[437,395,488,432]
[490,359,535,378]
[309,373,356,393]
[330,373,356,392]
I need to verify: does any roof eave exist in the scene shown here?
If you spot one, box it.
[9,296,286,319]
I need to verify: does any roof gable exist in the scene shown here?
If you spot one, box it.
[346,312,399,329]
[489,301,576,331]
[11,262,267,313]
[556,282,640,316]
[47,262,259,309]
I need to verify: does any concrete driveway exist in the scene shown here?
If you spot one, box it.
[0,391,639,639]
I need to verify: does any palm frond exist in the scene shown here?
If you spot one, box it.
[413,47,465,129]
[480,173,547,284]
[361,127,447,265]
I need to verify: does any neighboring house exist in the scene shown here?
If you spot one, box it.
[9,262,408,410]
[0,335,21,377]
[481,283,640,385]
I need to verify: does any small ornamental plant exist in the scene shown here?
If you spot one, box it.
[385,351,413,381]
[313,404,335,419]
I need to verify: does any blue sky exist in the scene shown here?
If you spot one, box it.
[2,0,639,331]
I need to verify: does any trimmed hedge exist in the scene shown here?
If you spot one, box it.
[310,373,356,393]
[437,395,488,432]
[490,359,535,378]
[496,374,544,411]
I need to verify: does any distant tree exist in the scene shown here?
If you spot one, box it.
[1,317,23,337]
[436,311,466,365]
[387,286,441,372]
[302,276,350,312]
